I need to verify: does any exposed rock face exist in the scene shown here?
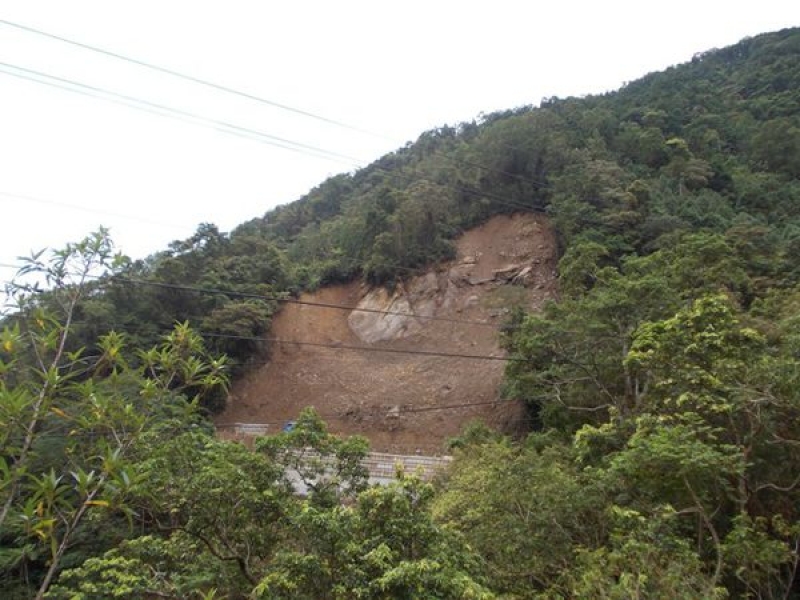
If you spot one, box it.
[348,273,457,343]
[347,215,556,344]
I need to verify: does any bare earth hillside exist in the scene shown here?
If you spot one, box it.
[217,213,558,454]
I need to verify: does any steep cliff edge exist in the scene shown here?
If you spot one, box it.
[217,213,557,453]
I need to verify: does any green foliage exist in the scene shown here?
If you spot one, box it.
[200,299,274,372]
[625,294,765,411]
[608,413,744,514]
[7,26,800,599]
[46,534,225,599]
[130,431,287,591]
[564,507,727,599]
[433,438,607,598]
[486,284,800,597]
[0,235,229,599]
[502,250,682,427]
[257,407,370,506]
[721,514,797,598]
[255,471,495,600]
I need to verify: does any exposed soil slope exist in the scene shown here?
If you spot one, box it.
[217,213,557,454]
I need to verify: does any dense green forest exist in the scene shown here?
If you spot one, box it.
[3,27,800,598]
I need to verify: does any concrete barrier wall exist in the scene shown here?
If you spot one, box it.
[216,425,452,489]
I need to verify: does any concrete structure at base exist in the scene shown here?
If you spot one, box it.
[362,452,452,485]
[282,449,452,496]
[216,424,452,494]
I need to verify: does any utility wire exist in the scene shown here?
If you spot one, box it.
[14,316,521,365]
[109,276,504,328]
[26,399,541,439]
[0,62,545,215]
[1,50,549,215]
[446,154,549,189]
[0,64,296,155]
[216,400,511,423]
[0,190,186,231]
[2,19,552,190]
[69,317,520,364]
[0,18,391,141]
[216,399,526,429]
[202,332,518,362]
[3,243,536,331]
[363,163,543,214]
[2,234,542,333]
[0,61,362,165]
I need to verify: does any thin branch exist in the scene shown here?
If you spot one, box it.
[782,536,800,600]
[176,526,256,586]
[684,476,723,591]
[755,472,800,494]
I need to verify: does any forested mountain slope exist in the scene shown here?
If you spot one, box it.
[3,27,800,598]
[51,28,800,405]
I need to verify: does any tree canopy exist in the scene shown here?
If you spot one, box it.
[3,26,800,598]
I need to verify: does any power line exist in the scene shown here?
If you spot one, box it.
[0,18,393,142]
[1,316,533,426]
[74,317,519,363]
[23,396,537,439]
[202,332,518,362]
[3,200,542,329]
[216,399,525,430]
[0,61,363,166]
[0,191,185,231]
[446,154,549,190]
[43,316,516,363]
[216,400,511,425]
[2,62,547,216]
[369,165,543,214]
[0,18,553,192]
[109,276,503,328]
[1,65,547,218]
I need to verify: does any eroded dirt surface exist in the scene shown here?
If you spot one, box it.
[216,213,558,454]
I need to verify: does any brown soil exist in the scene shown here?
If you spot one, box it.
[216,213,558,454]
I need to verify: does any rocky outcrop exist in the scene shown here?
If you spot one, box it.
[348,272,457,343]
[347,216,556,344]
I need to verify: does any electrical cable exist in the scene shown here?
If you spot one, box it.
[201,332,519,362]
[35,317,519,363]
[109,275,502,327]
[0,190,187,231]
[0,61,362,165]
[1,227,543,333]
[0,19,553,191]
[25,401,546,440]
[2,313,534,424]
[2,262,532,333]
[444,154,549,189]
[2,19,552,191]
[369,165,544,213]
[0,62,546,215]
[0,18,391,141]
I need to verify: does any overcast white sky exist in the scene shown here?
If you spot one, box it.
[1,1,799,291]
